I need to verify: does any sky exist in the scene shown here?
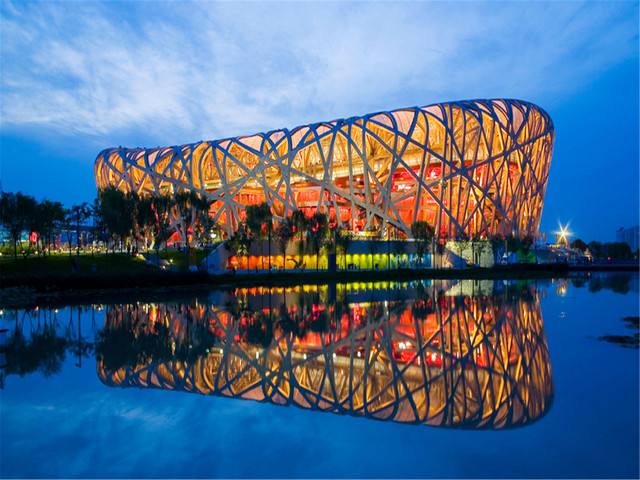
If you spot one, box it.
[0,0,638,241]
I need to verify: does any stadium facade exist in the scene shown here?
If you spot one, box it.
[94,99,554,239]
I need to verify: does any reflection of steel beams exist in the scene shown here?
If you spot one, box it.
[97,285,553,429]
[94,99,554,238]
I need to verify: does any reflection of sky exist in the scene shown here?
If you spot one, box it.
[1,280,638,478]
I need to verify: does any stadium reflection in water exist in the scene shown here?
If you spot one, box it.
[97,280,553,429]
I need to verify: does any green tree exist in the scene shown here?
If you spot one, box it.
[246,202,273,270]
[98,187,134,253]
[571,238,588,252]
[69,202,91,256]
[37,200,65,255]
[291,209,308,269]
[410,221,434,267]
[306,211,329,271]
[91,197,108,253]
[588,241,604,259]
[135,195,155,252]
[226,223,253,270]
[0,192,38,259]
[150,194,175,258]
[606,242,633,260]
[274,216,294,270]
[174,191,210,267]
[334,229,352,270]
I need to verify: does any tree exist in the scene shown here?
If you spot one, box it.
[149,194,174,258]
[135,195,155,252]
[571,238,588,252]
[69,202,91,256]
[98,187,134,253]
[288,209,307,269]
[334,229,352,270]
[225,223,253,270]
[192,197,213,247]
[36,200,65,255]
[606,242,632,260]
[588,241,604,259]
[0,192,37,259]
[410,221,434,267]
[91,197,108,253]
[274,217,294,270]
[174,191,210,267]
[306,211,329,271]
[246,202,273,270]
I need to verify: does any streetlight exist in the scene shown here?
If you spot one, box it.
[555,222,572,246]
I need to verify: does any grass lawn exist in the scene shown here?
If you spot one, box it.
[0,253,153,276]
[154,248,213,270]
[0,248,215,277]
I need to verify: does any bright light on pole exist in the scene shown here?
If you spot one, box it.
[555,222,572,246]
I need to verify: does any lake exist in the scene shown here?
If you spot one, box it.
[1,273,638,478]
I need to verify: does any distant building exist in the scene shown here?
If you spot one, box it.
[616,226,639,252]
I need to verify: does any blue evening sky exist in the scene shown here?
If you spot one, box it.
[0,1,638,241]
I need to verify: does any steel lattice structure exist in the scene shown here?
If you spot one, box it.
[97,282,553,428]
[94,99,554,239]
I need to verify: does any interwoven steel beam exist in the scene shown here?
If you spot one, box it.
[94,99,554,238]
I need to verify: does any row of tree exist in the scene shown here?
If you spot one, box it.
[225,208,447,270]
[225,204,349,271]
[0,189,216,260]
[570,238,635,260]
[1,191,72,258]
[96,187,214,260]
[8,189,620,269]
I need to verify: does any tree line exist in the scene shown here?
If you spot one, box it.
[225,204,352,271]
[570,238,636,260]
[0,189,215,260]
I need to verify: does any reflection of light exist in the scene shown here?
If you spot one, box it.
[97,286,553,430]
[557,284,567,297]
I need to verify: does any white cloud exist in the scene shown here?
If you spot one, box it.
[0,0,637,149]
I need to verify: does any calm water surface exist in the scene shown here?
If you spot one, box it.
[1,274,638,478]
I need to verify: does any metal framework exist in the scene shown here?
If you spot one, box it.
[97,282,553,428]
[95,99,554,238]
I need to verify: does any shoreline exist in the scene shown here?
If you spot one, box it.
[1,263,637,309]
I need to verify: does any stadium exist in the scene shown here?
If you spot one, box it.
[94,99,554,240]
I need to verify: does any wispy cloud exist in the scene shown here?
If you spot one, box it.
[0,1,637,148]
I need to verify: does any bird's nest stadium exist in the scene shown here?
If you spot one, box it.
[94,98,554,239]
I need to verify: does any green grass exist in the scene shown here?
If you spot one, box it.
[0,247,216,277]
[153,248,212,270]
[0,253,153,276]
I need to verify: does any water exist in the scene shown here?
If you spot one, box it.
[1,274,638,478]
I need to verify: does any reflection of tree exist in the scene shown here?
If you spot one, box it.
[5,324,67,377]
[588,273,632,294]
[243,312,273,348]
[598,316,639,349]
[95,307,205,370]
